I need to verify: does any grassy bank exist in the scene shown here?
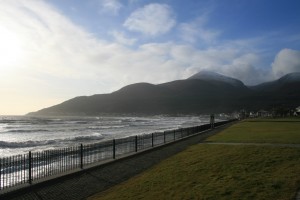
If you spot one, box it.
[88,118,300,200]
[207,118,300,143]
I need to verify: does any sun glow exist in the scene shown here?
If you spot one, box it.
[0,27,24,70]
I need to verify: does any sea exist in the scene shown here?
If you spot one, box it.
[0,115,221,157]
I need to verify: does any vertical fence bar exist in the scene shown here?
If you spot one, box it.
[49,151,52,177]
[59,149,61,174]
[0,158,1,190]
[28,151,32,184]
[4,157,7,189]
[12,156,14,186]
[12,156,14,185]
[63,148,65,172]
[14,156,17,186]
[35,152,38,180]
[164,131,166,143]
[135,136,138,152]
[23,154,26,184]
[80,144,83,169]
[15,156,18,185]
[113,139,116,159]
[9,156,11,187]
[33,152,40,179]
[19,155,21,185]
[20,155,22,185]
[46,151,48,177]
[48,151,50,177]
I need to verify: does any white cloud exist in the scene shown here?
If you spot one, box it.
[179,16,220,44]
[111,31,136,45]
[221,54,272,85]
[97,0,122,15]
[123,3,176,36]
[272,48,300,77]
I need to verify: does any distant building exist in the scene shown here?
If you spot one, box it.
[249,111,257,118]
[295,106,300,116]
[238,109,250,119]
[257,110,270,117]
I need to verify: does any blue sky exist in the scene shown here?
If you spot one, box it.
[0,0,300,114]
[51,0,300,48]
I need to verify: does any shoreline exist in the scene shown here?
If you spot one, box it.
[0,121,235,200]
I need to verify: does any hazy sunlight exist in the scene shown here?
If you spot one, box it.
[0,27,23,70]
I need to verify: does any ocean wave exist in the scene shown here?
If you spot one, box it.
[101,125,130,129]
[88,125,129,130]
[0,140,57,148]
[72,133,103,141]
[0,133,104,149]
[121,118,148,123]
[60,121,89,124]
[6,129,49,133]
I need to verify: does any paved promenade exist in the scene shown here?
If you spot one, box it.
[1,125,232,200]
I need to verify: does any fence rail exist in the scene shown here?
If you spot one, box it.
[0,119,235,191]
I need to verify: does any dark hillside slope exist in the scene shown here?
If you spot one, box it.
[27,72,300,116]
[250,72,300,92]
[247,73,300,109]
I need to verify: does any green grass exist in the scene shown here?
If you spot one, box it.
[88,119,300,200]
[207,119,300,143]
[247,117,300,122]
[88,144,300,200]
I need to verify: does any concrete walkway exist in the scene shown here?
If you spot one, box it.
[0,125,232,200]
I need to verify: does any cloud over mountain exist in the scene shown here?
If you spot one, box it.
[123,3,176,36]
[272,48,300,78]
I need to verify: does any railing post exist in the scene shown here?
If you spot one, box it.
[0,158,1,190]
[135,136,138,152]
[210,114,215,129]
[28,151,32,184]
[80,144,83,169]
[164,131,166,143]
[152,133,154,147]
[174,130,176,141]
[113,139,116,159]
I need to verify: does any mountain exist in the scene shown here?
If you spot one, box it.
[250,72,300,92]
[246,72,300,109]
[27,71,300,116]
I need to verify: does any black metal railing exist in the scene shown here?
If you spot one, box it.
[0,119,235,191]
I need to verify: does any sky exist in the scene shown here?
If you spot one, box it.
[0,0,300,115]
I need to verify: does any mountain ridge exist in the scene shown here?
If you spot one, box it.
[27,71,300,116]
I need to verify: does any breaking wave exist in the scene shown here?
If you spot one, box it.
[6,129,49,133]
[0,133,104,149]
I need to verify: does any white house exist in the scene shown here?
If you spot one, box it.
[296,106,300,115]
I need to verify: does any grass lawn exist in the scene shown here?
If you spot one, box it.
[88,144,300,200]
[207,118,300,143]
[88,118,300,200]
